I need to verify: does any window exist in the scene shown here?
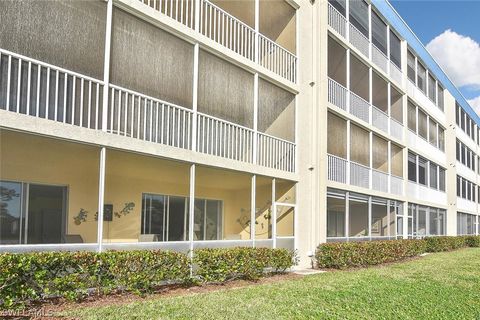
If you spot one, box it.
[437,84,444,110]
[349,0,369,37]
[418,109,428,140]
[457,176,461,197]
[327,193,346,237]
[438,127,445,151]
[456,140,461,161]
[390,31,401,69]
[428,118,437,147]
[418,157,427,186]
[429,163,438,189]
[407,50,416,82]
[141,194,194,241]
[428,74,436,102]
[372,11,387,55]
[417,62,426,92]
[457,212,477,235]
[407,101,416,132]
[408,152,417,182]
[349,195,369,237]
[439,168,446,192]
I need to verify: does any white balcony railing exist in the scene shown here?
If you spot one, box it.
[0,49,104,129]
[258,34,297,83]
[372,169,388,193]
[372,105,389,133]
[141,0,195,28]
[138,0,297,82]
[327,78,347,111]
[0,48,296,173]
[327,154,348,183]
[350,92,370,123]
[327,3,347,38]
[327,154,404,195]
[257,133,296,173]
[199,0,255,61]
[372,45,388,74]
[328,78,404,141]
[197,113,253,163]
[350,161,370,188]
[349,24,370,58]
[108,84,193,149]
[390,174,403,195]
[327,3,404,86]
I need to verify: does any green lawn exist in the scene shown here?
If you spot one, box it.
[64,248,480,320]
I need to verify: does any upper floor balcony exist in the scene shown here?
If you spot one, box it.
[327,36,404,142]
[136,0,297,83]
[327,0,403,87]
[0,48,295,173]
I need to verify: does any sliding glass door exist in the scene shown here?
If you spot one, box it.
[0,181,23,244]
[26,184,67,244]
[0,181,67,244]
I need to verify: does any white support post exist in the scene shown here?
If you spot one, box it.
[272,178,277,248]
[346,120,351,184]
[367,197,372,240]
[97,147,106,252]
[369,131,373,189]
[102,0,113,132]
[192,43,199,152]
[254,0,259,64]
[388,140,392,193]
[251,175,256,247]
[188,164,195,274]
[346,49,350,113]
[345,192,350,241]
[194,0,200,33]
[387,82,391,135]
[368,67,372,124]
[253,74,258,164]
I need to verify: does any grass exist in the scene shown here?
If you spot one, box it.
[64,248,480,320]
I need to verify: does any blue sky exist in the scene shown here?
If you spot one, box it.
[389,0,480,111]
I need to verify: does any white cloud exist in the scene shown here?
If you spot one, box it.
[426,29,480,90]
[468,96,480,115]
[427,30,480,114]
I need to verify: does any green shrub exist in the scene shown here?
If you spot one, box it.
[0,247,293,309]
[315,239,426,269]
[424,236,467,252]
[193,247,296,282]
[464,235,480,247]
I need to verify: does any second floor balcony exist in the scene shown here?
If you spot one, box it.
[0,47,296,173]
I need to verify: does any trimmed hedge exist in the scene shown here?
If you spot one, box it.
[316,236,480,269]
[0,247,295,309]
[316,239,426,269]
[424,236,466,252]
[193,247,295,282]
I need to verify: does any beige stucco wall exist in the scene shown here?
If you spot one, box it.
[0,130,100,243]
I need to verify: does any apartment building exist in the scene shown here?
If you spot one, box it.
[0,0,477,267]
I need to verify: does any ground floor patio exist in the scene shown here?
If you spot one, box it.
[0,130,295,251]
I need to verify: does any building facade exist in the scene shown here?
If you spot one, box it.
[0,0,478,267]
